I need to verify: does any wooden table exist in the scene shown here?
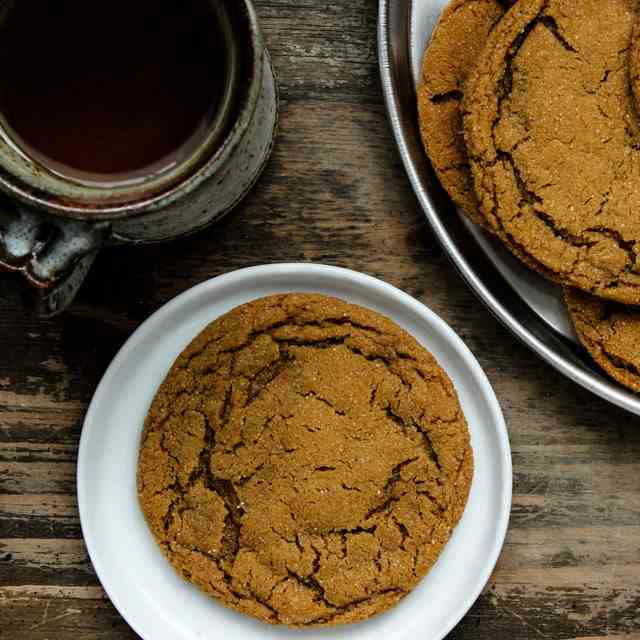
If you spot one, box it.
[2,2,640,638]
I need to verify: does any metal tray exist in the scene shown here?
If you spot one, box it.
[378,0,640,415]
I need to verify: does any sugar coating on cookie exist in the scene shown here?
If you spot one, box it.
[418,0,508,227]
[566,287,640,393]
[137,294,473,627]
[463,0,640,304]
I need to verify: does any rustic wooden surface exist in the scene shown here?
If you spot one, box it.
[2,1,640,638]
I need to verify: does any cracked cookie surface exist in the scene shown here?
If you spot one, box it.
[630,17,640,112]
[566,287,640,393]
[463,0,640,304]
[137,293,473,627]
[418,0,509,227]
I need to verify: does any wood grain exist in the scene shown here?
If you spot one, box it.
[1,0,640,638]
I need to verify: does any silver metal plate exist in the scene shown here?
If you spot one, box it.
[378,0,640,415]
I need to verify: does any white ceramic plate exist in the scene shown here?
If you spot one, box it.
[409,0,577,342]
[77,264,511,640]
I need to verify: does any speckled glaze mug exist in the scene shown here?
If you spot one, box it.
[0,0,277,316]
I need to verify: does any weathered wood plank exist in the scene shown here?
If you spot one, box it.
[501,527,640,568]
[510,494,640,529]
[463,583,640,639]
[0,539,95,587]
[0,392,84,414]
[0,462,76,495]
[255,0,378,101]
[0,585,105,598]
[0,419,82,447]
[1,593,137,640]
[0,495,79,539]
[0,443,77,463]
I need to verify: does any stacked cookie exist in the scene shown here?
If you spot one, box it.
[418,0,640,393]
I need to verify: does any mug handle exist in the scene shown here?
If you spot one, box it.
[0,198,110,316]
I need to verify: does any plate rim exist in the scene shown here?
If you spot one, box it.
[377,0,640,416]
[77,263,512,640]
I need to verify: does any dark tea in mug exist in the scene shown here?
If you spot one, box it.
[0,0,229,183]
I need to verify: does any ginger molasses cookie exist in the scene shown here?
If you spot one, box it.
[418,0,558,280]
[418,0,508,227]
[566,287,640,393]
[137,293,473,627]
[463,0,640,304]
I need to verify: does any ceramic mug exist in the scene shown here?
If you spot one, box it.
[0,0,278,316]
